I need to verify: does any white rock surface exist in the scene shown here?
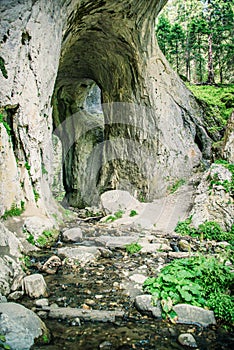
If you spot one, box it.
[23,274,48,298]
[62,227,83,243]
[0,302,50,350]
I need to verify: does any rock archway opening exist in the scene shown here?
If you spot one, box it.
[51,0,203,209]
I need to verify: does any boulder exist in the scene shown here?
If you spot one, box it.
[135,294,162,319]
[101,190,140,215]
[173,304,216,327]
[42,255,62,274]
[178,333,197,348]
[62,227,83,243]
[0,302,50,350]
[23,274,49,298]
[58,246,101,265]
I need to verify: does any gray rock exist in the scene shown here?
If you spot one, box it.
[23,216,55,239]
[191,164,234,231]
[95,235,140,248]
[129,274,147,284]
[23,274,49,298]
[35,298,49,307]
[58,246,101,265]
[135,294,162,319]
[8,291,24,301]
[42,255,62,274]
[101,190,139,214]
[62,227,83,243]
[178,333,197,348]
[0,302,50,350]
[0,293,7,303]
[141,243,172,253]
[173,304,216,326]
[222,110,234,163]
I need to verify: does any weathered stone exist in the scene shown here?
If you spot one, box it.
[173,304,216,327]
[135,294,162,319]
[42,306,124,323]
[58,246,101,265]
[0,302,50,350]
[42,255,62,274]
[35,298,49,307]
[8,291,24,301]
[178,239,191,252]
[191,164,233,230]
[129,274,147,284]
[95,235,140,248]
[23,216,56,239]
[101,190,140,214]
[178,333,197,348]
[23,274,49,298]
[62,227,83,243]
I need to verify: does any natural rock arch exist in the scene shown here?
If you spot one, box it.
[0,0,211,213]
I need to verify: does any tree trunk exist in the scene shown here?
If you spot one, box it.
[207,32,215,84]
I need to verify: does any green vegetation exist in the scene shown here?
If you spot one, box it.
[19,255,31,272]
[0,113,11,136]
[33,189,40,202]
[129,210,138,217]
[105,210,124,222]
[208,160,234,197]
[157,0,233,84]
[175,218,234,244]
[125,242,142,254]
[0,56,8,79]
[26,229,58,248]
[143,255,234,325]
[168,179,186,194]
[186,84,234,137]
[138,192,146,202]
[25,162,31,172]
[1,201,25,220]
[0,335,11,349]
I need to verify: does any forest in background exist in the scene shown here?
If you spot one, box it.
[156,0,233,84]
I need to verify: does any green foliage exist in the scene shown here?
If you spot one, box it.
[19,255,31,272]
[138,192,146,203]
[157,0,234,84]
[168,179,186,194]
[105,210,124,222]
[25,162,31,172]
[0,113,11,136]
[41,164,48,175]
[187,84,234,124]
[175,218,234,244]
[129,210,138,217]
[26,233,35,245]
[0,56,8,79]
[33,189,40,202]
[143,255,234,324]
[0,334,11,349]
[125,242,142,254]
[36,230,57,248]
[1,201,25,220]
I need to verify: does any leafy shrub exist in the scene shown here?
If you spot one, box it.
[1,201,25,220]
[105,210,124,222]
[129,210,138,217]
[0,334,11,349]
[175,219,233,244]
[125,242,142,254]
[143,256,234,324]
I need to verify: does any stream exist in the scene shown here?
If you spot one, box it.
[19,221,234,350]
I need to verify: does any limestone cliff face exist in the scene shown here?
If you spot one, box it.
[0,0,211,211]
